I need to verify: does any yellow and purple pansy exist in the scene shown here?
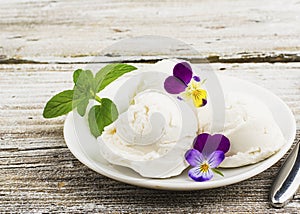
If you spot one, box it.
[185,133,230,182]
[164,62,207,107]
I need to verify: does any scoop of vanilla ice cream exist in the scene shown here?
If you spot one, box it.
[197,92,286,167]
[98,72,198,178]
[101,90,181,161]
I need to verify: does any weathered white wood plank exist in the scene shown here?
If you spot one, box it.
[1,0,300,212]
[1,0,300,60]
[0,63,299,212]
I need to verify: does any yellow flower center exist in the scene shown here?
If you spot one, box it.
[200,163,209,173]
[181,79,207,107]
[192,89,203,98]
[187,79,201,92]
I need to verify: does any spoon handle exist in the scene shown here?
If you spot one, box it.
[270,141,300,208]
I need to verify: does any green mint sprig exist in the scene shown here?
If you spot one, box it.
[43,63,137,137]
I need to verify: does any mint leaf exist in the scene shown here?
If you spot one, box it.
[73,69,84,84]
[44,66,124,138]
[88,98,118,137]
[73,69,95,116]
[73,69,94,90]
[95,63,137,92]
[43,90,74,118]
[76,98,89,116]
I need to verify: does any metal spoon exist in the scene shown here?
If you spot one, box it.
[269,140,300,208]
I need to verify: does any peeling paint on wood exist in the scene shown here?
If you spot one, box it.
[1,0,300,59]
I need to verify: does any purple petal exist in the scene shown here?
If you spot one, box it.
[207,151,225,168]
[188,167,213,182]
[185,149,205,167]
[210,134,230,153]
[193,133,210,153]
[193,133,230,156]
[164,76,187,94]
[173,62,193,85]
[193,76,201,82]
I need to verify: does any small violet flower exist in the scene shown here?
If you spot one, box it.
[164,62,207,107]
[185,133,230,182]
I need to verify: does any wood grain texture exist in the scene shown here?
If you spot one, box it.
[0,63,299,213]
[1,0,300,212]
[1,0,300,61]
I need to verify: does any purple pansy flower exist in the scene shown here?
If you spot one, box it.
[164,62,207,107]
[193,133,230,157]
[185,133,230,182]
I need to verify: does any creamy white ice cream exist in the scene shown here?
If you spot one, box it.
[98,71,198,178]
[197,92,286,167]
[97,59,285,177]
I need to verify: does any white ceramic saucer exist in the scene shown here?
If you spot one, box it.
[64,74,296,190]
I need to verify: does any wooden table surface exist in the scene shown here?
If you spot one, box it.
[1,0,299,213]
